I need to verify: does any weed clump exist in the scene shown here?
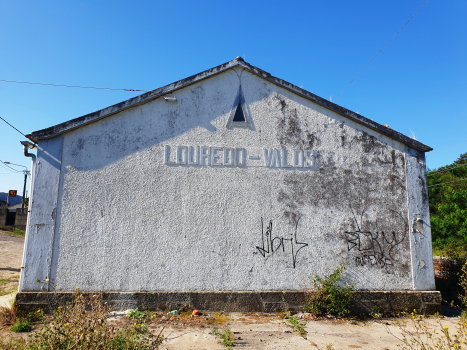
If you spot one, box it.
[304,263,355,317]
[127,307,152,321]
[213,327,234,349]
[392,312,467,349]
[285,315,307,337]
[32,290,162,349]
[10,319,31,332]
[2,289,164,349]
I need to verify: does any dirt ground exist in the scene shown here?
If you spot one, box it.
[0,230,463,349]
[1,310,464,349]
[155,314,463,349]
[0,231,23,303]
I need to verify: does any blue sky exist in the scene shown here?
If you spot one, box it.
[0,0,466,194]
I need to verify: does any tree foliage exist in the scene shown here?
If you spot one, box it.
[427,152,467,255]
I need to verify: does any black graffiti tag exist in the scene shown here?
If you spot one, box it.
[345,230,406,273]
[256,217,308,268]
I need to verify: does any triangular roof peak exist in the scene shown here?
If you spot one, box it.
[28,57,432,152]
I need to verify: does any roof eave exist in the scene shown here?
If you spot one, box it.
[30,58,432,153]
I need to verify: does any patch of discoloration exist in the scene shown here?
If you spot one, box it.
[273,101,411,276]
[273,93,321,151]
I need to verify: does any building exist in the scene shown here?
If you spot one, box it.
[0,193,26,228]
[17,57,440,312]
[8,202,24,211]
[0,192,23,207]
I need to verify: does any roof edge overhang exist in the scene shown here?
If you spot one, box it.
[29,57,432,153]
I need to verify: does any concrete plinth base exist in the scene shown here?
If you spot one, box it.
[15,290,442,315]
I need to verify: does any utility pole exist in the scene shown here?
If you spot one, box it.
[22,172,27,209]
[3,162,29,209]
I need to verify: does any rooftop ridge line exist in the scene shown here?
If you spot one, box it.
[28,58,432,152]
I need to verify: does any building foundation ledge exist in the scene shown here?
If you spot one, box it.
[15,290,442,315]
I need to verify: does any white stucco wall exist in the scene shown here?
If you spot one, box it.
[19,136,63,291]
[20,69,435,292]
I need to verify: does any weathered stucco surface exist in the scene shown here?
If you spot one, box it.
[20,68,435,292]
[19,136,63,291]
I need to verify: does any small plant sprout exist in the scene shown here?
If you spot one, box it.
[285,315,307,337]
[213,327,235,349]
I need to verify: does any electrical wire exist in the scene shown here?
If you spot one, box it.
[0,167,17,174]
[427,178,467,188]
[0,164,20,174]
[0,79,149,93]
[333,0,430,102]
[0,160,23,173]
[427,140,467,157]
[0,162,18,172]
[427,163,467,176]
[0,116,28,137]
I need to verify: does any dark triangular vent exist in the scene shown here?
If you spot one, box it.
[233,101,246,122]
[226,86,254,130]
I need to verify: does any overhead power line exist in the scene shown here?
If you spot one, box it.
[0,160,23,173]
[333,0,430,102]
[0,116,28,137]
[0,165,15,173]
[428,140,467,157]
[0,163,21,174]
[0,79,149,93]
[0,170,24,175]
[427,163,467,176]
[427,178,467,188]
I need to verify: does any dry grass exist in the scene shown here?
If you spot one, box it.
[1,290,167,349]
[206,313,229,325]
[0,275,20,297]
[0,299,17,328]
[0,227,25,236]
[0,336,26,349]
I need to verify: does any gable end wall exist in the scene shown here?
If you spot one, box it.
[20,71,435,292]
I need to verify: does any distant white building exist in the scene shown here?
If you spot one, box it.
[8,202,24,212]
[17,58,438,312]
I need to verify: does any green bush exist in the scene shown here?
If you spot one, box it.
[428,152,467,253]
[304,263,355,317]
[436,251,467,306]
